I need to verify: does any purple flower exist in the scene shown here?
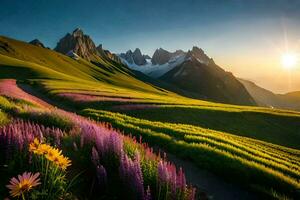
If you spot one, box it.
[119,152,145,199]
[96,165,107,186]
[91,146,100,166]
[0,120,65,161]
[144,186,151,200]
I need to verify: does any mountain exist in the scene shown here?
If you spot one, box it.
[54,28,121,64]
[119,48,187,79]
[239,79,281,107]
[119,48,147,66]
[0,35,174,99]
[278,91,300,110]
[120,46,255,105]
[186,46,213,65]
[143,54,151,59]
[96,44,121,63]
[151,48,172,65]
[240,79,300,110]
[151,48,184,65]
[1,32,300,200]
[29,39,45,48]
[132,48,147,65]
[54,28,98,60]
[160,47,255,105]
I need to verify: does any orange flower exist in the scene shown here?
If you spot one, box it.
[6,172,40,197]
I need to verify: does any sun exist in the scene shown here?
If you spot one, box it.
[281,53,297,70]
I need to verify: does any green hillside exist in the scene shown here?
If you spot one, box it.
[1,36,300,199]
[0,36,175,99]
[115,106,300,149]
[82,109,300,199]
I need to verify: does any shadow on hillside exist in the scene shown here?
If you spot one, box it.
[15,80,300,150]
[121,107,300,150]
[0,65,38,79]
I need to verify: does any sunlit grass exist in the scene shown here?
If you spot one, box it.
[81,109,300,199]
[2,35,300,199]
[0,110,9,126]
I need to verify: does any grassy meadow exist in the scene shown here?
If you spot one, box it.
[81,109,300,199]
[0,36,300,199]
[0,93,196,200]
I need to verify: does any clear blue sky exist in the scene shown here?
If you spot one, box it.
[1,0,300,93]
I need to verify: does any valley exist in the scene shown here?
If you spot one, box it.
[0,28,300,200]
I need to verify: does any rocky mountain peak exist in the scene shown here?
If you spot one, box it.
[95,44,121,62]
[192,46,204,53]
[120,50,134,64]
[97,44,103,50]
[143,54,151,60]
[72,28,84,37]
[132,48,146,65]
[151,48,172,65]
[133,48,142,55]
[54,28,97,60]
[174,50,185,56]
[126,50,133,55]
[186,46,213,65]
[29,39,45,48]
[119,48,147,66]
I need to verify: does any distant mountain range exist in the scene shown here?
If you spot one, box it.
[119,46,255,105]
[119,48,149,66]
[10,28,299,109]
[239,79,300,110]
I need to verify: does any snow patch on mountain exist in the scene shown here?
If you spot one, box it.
[120,54,186,78]
[196,58,209,65]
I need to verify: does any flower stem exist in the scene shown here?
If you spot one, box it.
[21,193,26,200]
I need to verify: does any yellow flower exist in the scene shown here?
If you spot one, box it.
[29,138,71,170]
[45,148,62,162]
[29,139,50,155]
[56,156,71,170]
[36,144,51,155]
[29,138,40,153]
[6,172,41,197]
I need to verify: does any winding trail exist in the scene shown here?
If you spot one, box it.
[166,153,257,200]
[0,79,260,200]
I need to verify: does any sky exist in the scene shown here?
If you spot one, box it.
[1,0,300,93]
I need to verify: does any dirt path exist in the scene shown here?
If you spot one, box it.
[166,153,259,200]
[7,80,260,200]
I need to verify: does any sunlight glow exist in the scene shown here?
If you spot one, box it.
[281,53,297,70]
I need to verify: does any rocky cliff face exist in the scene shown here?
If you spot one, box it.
[54,28,121,63]
[160,48,255,106]
[151,48,186,65]
[151,48,172,65]
[97,44,121,63]
[132,48,147,65]
[29,39,45,48]
[143,54,151,60]
[119,48,147,65]
[54,28,98,60]
[120,50,134,64]
[185,46,213,65]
